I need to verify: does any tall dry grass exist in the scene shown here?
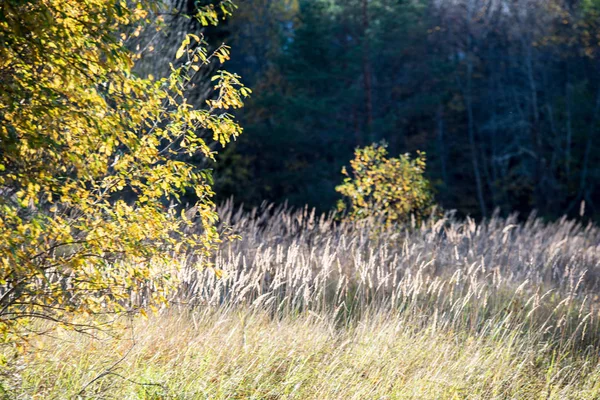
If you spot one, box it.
[178,202,600,351]
[5,202,600,398]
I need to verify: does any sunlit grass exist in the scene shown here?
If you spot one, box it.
[8,309,600,399]
[4,203,600,399]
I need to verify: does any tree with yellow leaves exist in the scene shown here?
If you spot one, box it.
[0,0,249,343]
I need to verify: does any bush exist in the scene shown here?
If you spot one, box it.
[336,142,435,225]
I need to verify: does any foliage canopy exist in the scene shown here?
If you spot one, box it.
[210,0,600,221]
[0,0,249,342]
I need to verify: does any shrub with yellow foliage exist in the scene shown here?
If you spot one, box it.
[336,142,435,226]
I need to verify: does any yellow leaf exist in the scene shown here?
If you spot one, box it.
[176,45,186,60]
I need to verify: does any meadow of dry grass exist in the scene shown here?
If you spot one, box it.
[4,202,600,399]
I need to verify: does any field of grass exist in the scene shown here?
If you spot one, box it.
[4,203,600,399]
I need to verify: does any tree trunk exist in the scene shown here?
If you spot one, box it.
[361,0,373,142]
[436,104,448,188]
[566,80,573,179]
[464,0,486,218]
[525,39,544,212]
[466,61,487,218]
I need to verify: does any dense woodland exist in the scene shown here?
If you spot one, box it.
[148,0,600,220]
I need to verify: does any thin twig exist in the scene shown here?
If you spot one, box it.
[74,316,166,398]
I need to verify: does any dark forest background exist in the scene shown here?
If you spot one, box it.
[168,0,600,221]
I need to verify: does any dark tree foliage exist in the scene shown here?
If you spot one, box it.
[210,0,600,221]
